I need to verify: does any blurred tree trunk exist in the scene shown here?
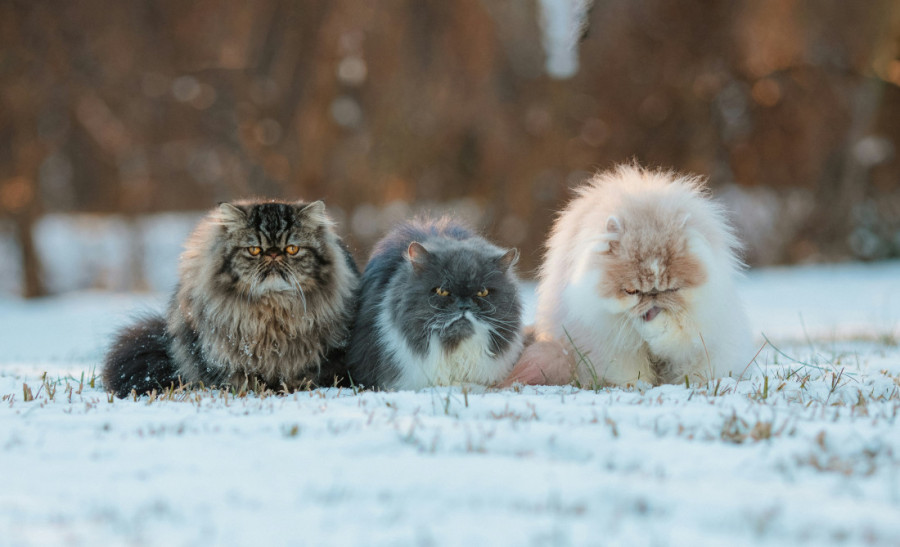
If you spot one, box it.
[803,77,885,257]
[4,153,47,298]
[14,213,44,298]
[1,2,53,297]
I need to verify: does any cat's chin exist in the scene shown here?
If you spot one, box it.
[628,306,667,333]
[633,307,689,347]
[254,276,297,294]
[440,313,477,345]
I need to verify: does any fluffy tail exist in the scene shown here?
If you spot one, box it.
[499,338,576,387]
[102,314,179,398]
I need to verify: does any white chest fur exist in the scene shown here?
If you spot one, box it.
[378,302,516,390]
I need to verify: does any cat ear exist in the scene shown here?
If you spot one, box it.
[497,248,519,270]
[298,200,333,227]
[407,242,430,272]
[606,215,622,235]
[599,215,622,254]
[218,202,247,225]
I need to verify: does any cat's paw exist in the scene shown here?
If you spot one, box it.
[498,340,575,387]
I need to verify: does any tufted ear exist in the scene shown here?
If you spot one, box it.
[599,215,622,254]
[406,242,430,272]
[218,202,247,226]
[298,200,332,227]
[497,248,519,270]
[606,215,622,234]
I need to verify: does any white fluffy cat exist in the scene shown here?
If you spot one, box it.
[505,164,754,387]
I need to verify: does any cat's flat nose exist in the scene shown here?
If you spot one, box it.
[265,249,281,258]
[457,298,476,311]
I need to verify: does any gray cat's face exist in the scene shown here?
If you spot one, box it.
[216,200,333,297]
[397,240,521,355]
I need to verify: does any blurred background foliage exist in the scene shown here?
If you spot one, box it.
[2,0,900,297]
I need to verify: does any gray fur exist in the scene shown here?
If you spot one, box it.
[102,200,359,396]
[346,218,524,390]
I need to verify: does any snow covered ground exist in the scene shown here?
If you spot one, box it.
[1,262,899,546]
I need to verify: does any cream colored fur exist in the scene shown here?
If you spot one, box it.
[515,164,754,387]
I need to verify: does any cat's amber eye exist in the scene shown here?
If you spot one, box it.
[435,287,450,297]
[624,288,639,295]
[285,245,299,255]
[476,288,489,297]
[248,246,262,256]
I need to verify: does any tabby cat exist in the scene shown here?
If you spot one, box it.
[102,200,359,396]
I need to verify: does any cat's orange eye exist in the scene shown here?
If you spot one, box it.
[624,288,639,295]
[435,287,450,297]
[248,246,262,256]
[285,245,299,255]
[476,288,489,297]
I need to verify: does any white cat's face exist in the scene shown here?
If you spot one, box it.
[595,215,708,326]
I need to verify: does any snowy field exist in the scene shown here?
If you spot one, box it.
[1,262,900,546]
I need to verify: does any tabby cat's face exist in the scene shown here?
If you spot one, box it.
[400,240,521,354]
[217,200,333,297]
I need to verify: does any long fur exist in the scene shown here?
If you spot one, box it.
[346,218,524,390]
[508,164,754,387]
[103,314,177,397]
[102,200,359,397]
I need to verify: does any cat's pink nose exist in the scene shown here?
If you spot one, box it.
[265,249,281,258]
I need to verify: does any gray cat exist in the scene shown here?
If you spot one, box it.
[346,218,524,390]
[102,200,359,397]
